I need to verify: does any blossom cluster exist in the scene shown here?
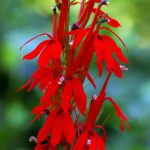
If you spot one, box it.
[18,0,129,149]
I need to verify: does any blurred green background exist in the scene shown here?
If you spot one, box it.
[0,0,150,150]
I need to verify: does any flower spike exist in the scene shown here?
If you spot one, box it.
[18,0,129,149]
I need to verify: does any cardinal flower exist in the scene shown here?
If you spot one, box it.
[92,8,121,28]
[20,33,62,68]
[37,108,75,147]
[72,127,105,150]
[61,74,87,115]
[94,33,128,77]
[18,0,129,149]
[86,71,128,131]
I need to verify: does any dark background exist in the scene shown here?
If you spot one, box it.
[0,0,150,150]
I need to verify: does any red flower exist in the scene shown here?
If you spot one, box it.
[18,0,129,149]
[86,72,128,131]
[62,75,87,115]
[92,8,121,28]
[21,33,62,68]
[37,109,75,147]
[94,34,128,77]
[105,96,128,132]
[72,128,105,150]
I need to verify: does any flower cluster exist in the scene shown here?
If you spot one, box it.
[18,0,129,149]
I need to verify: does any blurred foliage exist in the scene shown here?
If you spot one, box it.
[0,0,150,150]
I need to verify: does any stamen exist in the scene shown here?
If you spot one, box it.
[86,139,91,145]
[29,136,37,143]
[120,65,128,71]
[58,76,65,85]
[99,18,110,25]
[71,23,80,30]
[44,109,50,115]
[51,6,57,14]
[92,94,97,101]
[69,40,73,46]
[100,0,109,6]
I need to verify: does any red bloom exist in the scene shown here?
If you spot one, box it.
[18,0,129,149]
[94,34,128,77]
[37,109,75,147]
[72,129,105,150]
[62,75,87,115]
[21,33,62,68]
[92,8,121,28]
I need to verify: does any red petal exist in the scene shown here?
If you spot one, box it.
[106,97,128,121]
[103,36,128,63]
[72,131,88,150]
[40,76,60,103]
[95,36,115,75]
[63,113,75,144]
[94,125,106,142]
[16,79,31,92]
[101,27,128,52]
[105,96,128,132]
[38,44,52,67]
[101,42,114,72]
[32,101,51,115]
[71,1,80,5]
[93,132,105,150]
[23,40,50,60]
[50,41,62,59]
[65,29,82,36]
[86,72,96,89]
[107,17,121,28]
[72,78,86,115]
[51,114,63,147]
[20,33,52,50]
[113,60,122,78]
[62,80,72,112]
[72,28,89,49]
[28,67,53,91]
[27,79,40,92]
[88,136,97,150]
[94,37,103,76]
[37,111,56,143]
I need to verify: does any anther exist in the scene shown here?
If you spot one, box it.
[99,18,110,25]
[92,94,97,101]
[100,0,109,7]
[58,76,65,85]
[29,136,37,143]
[44,109,50,115]
[71,23,80,30]
[51,6,57,14]
[120,65,128,71]
[86,139,91,145]
[69,40,73,46]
